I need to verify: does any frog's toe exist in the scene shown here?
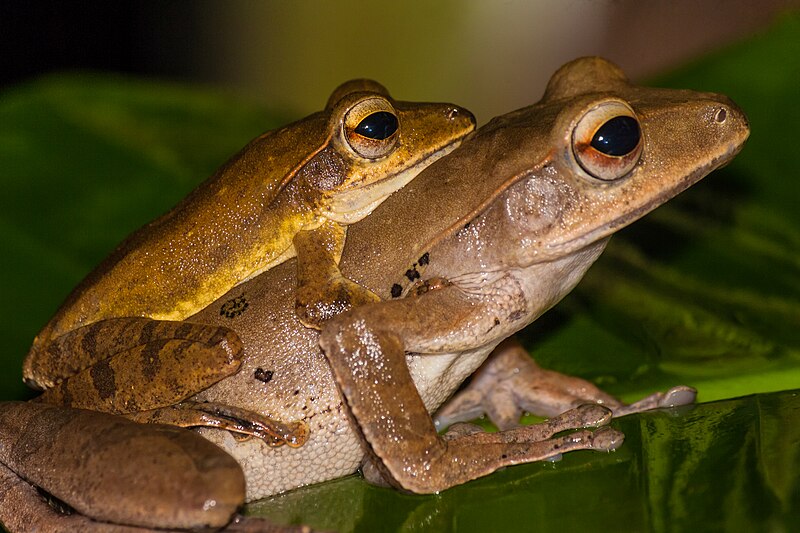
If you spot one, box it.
[661,385,697,408]
[589,426,625,452]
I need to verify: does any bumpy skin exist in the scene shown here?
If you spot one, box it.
[0,57,749,531]
[195,57,748,497]
[24,79,475,390]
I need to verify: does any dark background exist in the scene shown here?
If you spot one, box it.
[4,1,798,122]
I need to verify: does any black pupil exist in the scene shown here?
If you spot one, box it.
[355,111,398,140]
[590,116,640,156]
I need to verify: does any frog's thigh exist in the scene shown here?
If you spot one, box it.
[319,291,623,494]
[294,222,379,329]
[0,461,150,533]
[0,401,244,531]
[40,319,243,413]
[29,317,244,389]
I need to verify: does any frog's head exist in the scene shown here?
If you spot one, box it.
[488,56,749,264]
[310,79,476,224]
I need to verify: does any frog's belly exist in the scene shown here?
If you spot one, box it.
[197,397,363,501]
[188,260,366,501]
[192,325,364,501]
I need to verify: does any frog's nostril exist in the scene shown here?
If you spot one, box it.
[714,107,728,124]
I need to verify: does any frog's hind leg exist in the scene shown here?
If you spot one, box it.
[25,317,243,390]
[0,401,245,532]
[38,319,244,412]
[0,460,146,533]
[319,288,623,494]
[34,318,309,448]
[434,337,697,431]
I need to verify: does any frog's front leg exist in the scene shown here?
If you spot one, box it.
[319,286,623,493]
[294,220,380,329]
[29,318,307,447]
[434,337,697,431]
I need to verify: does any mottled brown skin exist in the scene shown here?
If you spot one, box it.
[24,79,475,391]
[0,401,245,530]
[0,58,749,531]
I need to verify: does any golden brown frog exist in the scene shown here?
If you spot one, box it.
[0,58,748,531]
[21,80,474,443]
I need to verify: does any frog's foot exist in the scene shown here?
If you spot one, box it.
[361,404,618,489]
[434,338,696,431]
[295,276,381,330]
[127,401,309,448]
[423,405,622,489]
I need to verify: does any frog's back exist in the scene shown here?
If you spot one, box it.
[28,113,329,367]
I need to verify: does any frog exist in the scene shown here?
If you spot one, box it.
[20,79,475,445]
[0,57,749,531]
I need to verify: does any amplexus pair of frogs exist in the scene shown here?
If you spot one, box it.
[0,57,749,532]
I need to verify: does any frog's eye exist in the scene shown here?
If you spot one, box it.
[572,101,642,181]
[344,96,400,159]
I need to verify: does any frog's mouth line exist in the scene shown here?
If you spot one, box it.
[546,139,747,257]
[325,137,467,225]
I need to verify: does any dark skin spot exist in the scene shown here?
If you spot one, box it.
[391,284,403,298]
[254,368,273,383]
[140,340,163,381]
[220,295,249,319]
[90,360,116,400]
[405,268,420,281]
[174,322,194,340]
[80,325,98,360]
[418,252,430,266]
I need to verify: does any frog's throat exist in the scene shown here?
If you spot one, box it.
[324,138,465,225]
